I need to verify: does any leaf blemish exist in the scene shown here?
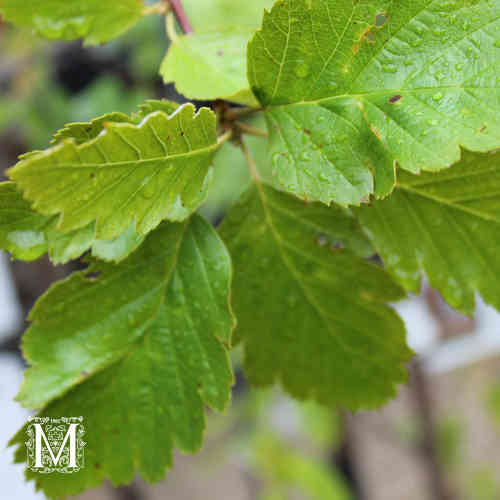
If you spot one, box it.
[363,31,376,44]
[370,124,382,140]
[375,12,388,28]
[304,128,311,135]
[389,94,402,103]
[85,271,102,281]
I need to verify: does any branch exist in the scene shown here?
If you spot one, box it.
[168,0,193,34]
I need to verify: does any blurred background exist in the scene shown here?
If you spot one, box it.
[1,12,500,500]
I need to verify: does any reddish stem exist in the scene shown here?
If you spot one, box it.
[169,0,193,34]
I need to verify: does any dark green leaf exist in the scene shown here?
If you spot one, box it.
[10,215,234,497]
[359,150,500,314]
[220,183,411,409]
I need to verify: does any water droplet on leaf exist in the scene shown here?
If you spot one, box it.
[295,62,310,78]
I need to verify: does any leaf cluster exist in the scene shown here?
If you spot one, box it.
[2,0,500,496]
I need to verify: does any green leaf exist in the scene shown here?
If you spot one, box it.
[9,104,218,240]
[248,0,500,206]
[219,183,411,409]
[0,182,144,264]
[0,0,147,45]
[255,434,352,500]
[50,100,179,145]
[161,0,273,105]
[51,112,133,145]
[0,182,50,261]
[183,0,274,31]
[161,28,259,106]
[10,215,234,497]
[358,150,500,315]
[134,99,180,119]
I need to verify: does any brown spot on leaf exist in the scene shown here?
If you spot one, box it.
[480,125,487,133]
[304,128,311,135]
[363,31,376,43]
[389,94,402,103]
[217,50,223,56]
[370,124,382,140]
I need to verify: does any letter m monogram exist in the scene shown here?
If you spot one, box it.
[26,417,85,473]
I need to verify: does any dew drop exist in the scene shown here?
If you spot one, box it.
[300,151,311,161]
[318,172,329,182]
[142,180,156,199]
[455,62,464,70]
[273,152,290,169]
[295,62,310,78]
[433,92,444,102]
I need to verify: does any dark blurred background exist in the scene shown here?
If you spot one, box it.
[1,13,500,500]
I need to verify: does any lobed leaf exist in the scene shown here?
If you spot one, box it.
[161,0,274,105]
[0,0,147,45]
[248,0,500,206]
[359,149,500,315]
[220,182,412,409]
[9,104,217,240]
[50,101,179,145]
[10,215,234,497]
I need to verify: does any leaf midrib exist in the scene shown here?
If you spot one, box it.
[19,142,219,171]
[397,183,500,224]
[253,183,401,372]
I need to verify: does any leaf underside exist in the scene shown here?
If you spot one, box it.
[9,104,217,240]
[248,0,500,206]
[220,183,412,410]
[359,149,500,315]
[0,182,144,264]
[10,215,234,498]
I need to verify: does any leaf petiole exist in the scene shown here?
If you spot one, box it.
[236,121,268,138]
